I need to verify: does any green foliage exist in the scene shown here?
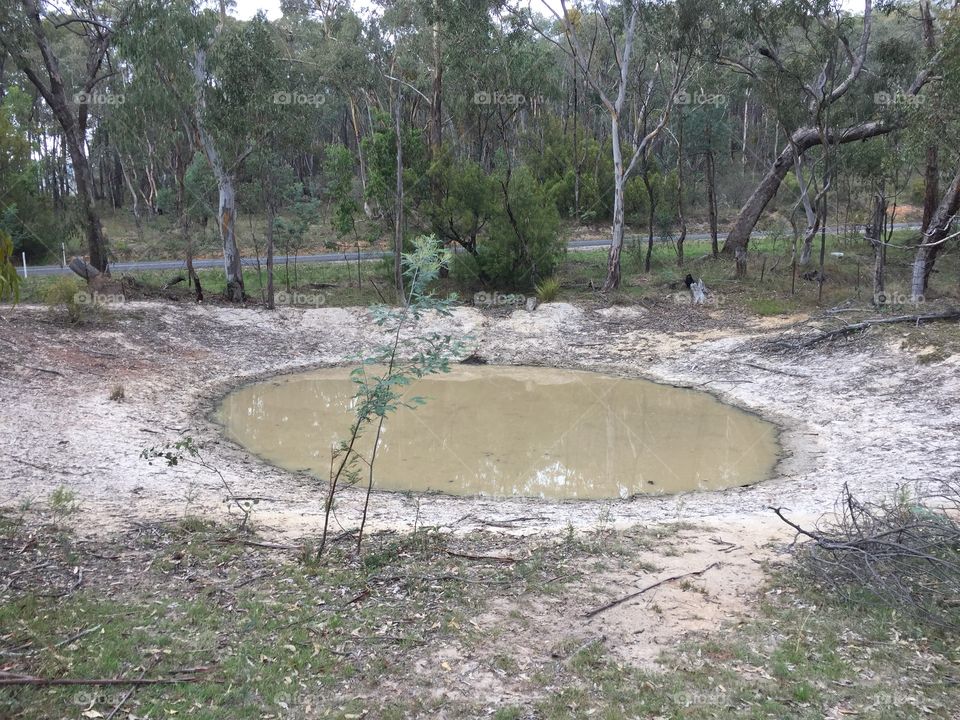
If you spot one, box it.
[0,100,60,262]
[324,144,360,238]
[426,156,497,253]
[535,276,562,303]
[477,166,564,290]
[141,437,255,531]
[0,229,20,303]
[362,112,429,211]
[42,277,88,324]
[48,486,79,518]
[320,234,465,555]
[274,199,322,262]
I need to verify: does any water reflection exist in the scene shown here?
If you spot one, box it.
[218,366,779,499]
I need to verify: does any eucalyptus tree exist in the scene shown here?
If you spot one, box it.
[718,0,941,275]
[0,0,129,273]
[524,0,699,290]
[908,12,960,299]
[126,2,291,301]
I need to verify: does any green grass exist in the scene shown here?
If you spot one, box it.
[3,508,958,719]
[13,225,957,317]
[532,568,960,719]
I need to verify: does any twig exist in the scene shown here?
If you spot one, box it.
[55,624,102,649]
[105,656,161,720]
[583,562,721,618]
[239,539,301,551]
[741,361,809,378]
[11,363,63,376]
[445,550,518,564]
[0,675,204,687]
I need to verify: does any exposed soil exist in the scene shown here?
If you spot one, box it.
[2,298,959,685]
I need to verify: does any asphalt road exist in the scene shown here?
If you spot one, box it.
[20,224,918,277]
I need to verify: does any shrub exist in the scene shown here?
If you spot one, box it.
[477,167,565,290]
[43,277,85,323]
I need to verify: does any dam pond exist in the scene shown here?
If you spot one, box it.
[218,365,779,500]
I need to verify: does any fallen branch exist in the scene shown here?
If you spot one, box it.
[239,539,301,551]
[741,361,809,378]
[799,309,960,348]
[583,562,721,618]
[445,549,519,564]
[55,624,102,649]
[105,657,161,720]
[0,675,204,687]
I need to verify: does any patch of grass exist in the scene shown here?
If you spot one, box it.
[48,486,79,517]
[109,384,125,401]
[4,511,958,719]
[535,276,562,303]
[748,296,797,316]
[530,564,960,719]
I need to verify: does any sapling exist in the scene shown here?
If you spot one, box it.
[141,437,256,531]
[318,234,463,556]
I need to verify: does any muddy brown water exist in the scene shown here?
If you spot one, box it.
[217,365,780,500]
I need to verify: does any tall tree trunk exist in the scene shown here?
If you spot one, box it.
[119,155,144,245]
[603,117,626,291]
[643,171,656,273]
[795,154,820,266]
[911,166,960,299]
[68,143,110,272]
[573,72,580,218]
[868,192,887,306]
[706,150,718,258]
[266,203,275,310]
[394,89,405,301]
[919,0,939,233]
[740,89,750,166]
[429,9,443,154]
[676,113,686,267]
[922,145,939,232]
[193,47,244,301]
[4,0,111,272]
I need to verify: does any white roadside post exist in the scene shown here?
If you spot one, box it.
[21,251,27,278]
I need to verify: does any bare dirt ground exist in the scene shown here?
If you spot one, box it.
[2,297,959,695]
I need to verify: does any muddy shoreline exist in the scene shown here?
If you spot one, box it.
[2,300,957,542]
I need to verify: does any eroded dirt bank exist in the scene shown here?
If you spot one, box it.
[3,300,958,539]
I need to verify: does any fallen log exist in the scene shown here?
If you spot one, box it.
[800,309,960,348]
[67,257,101,281]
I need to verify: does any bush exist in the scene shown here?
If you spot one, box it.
[476,167,565,290]
[42,276,101,324]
